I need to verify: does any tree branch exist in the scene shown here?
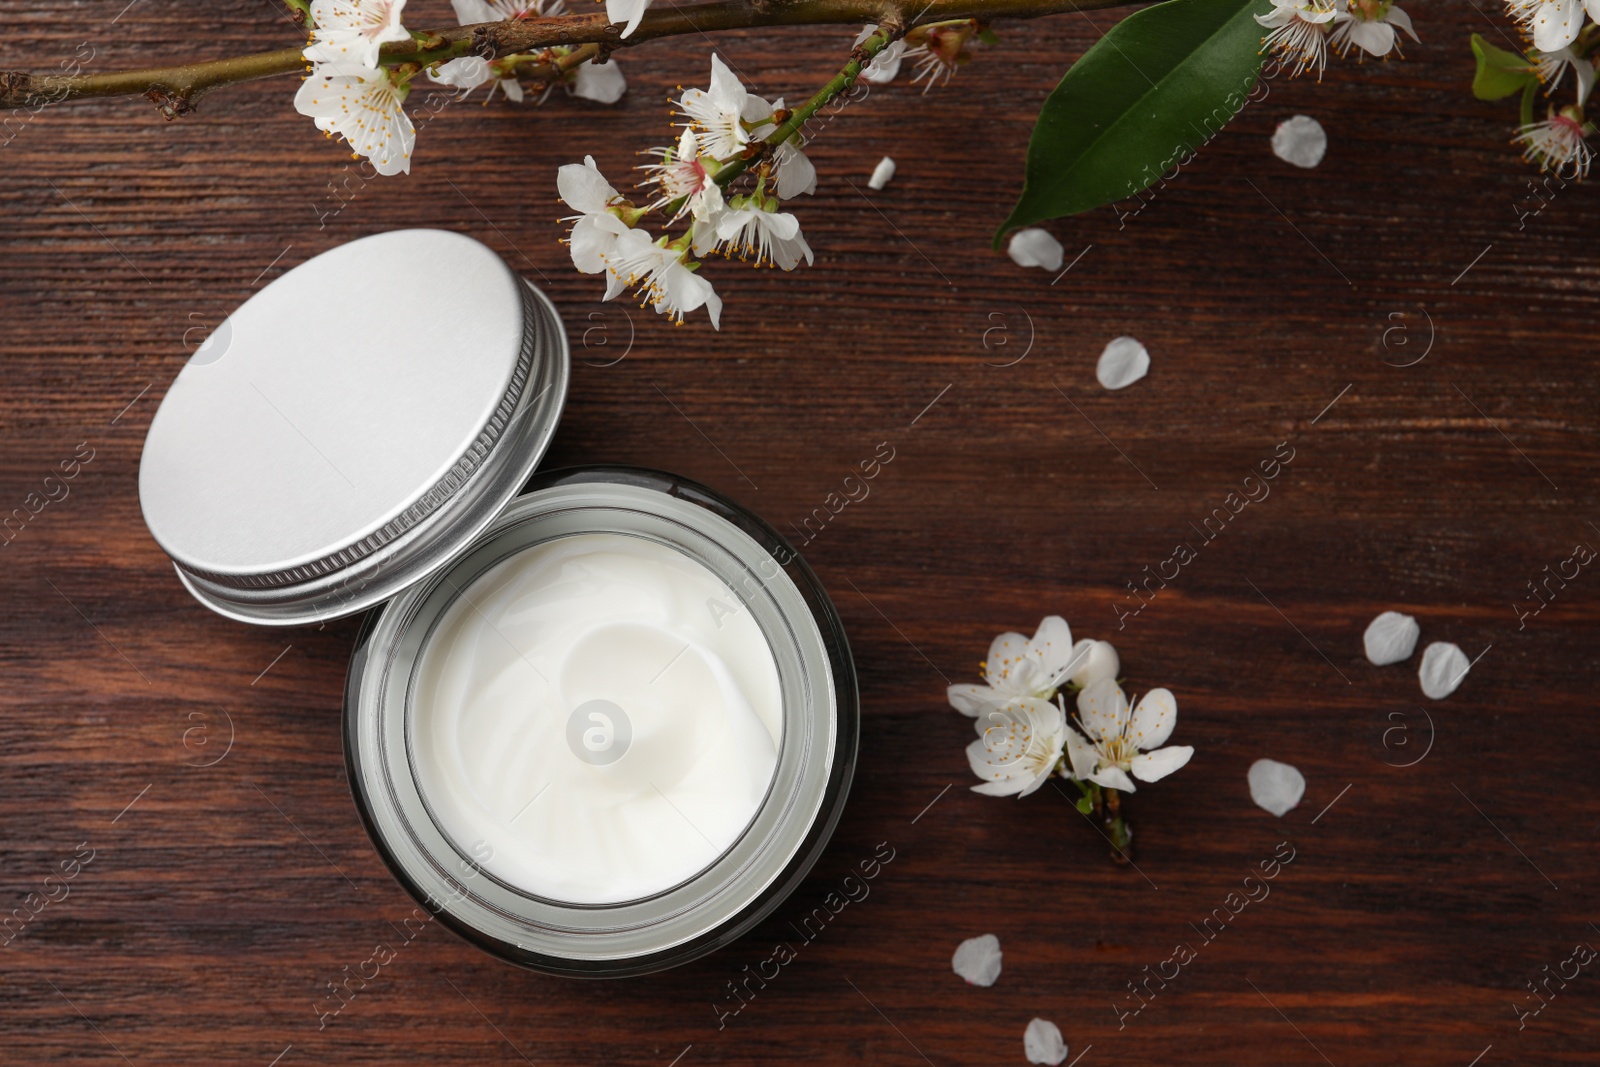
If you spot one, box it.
[1,0,1130,111]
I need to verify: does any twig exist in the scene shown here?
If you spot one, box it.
[1,0,1129,112]
[717,16,903,187]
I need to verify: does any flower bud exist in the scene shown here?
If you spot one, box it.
[1068,639,1120,689]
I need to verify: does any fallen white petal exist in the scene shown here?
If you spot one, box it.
[1024,1018,1068,1065]
[867,155,896,190]
[1419,641,1470,699]
[1363,610,1419,666]
[1007,227,1064,272]
[1248,758,1305,817]
[1272,114,1327,169]
[952,933,1002,986]
[1096,336,1150,391]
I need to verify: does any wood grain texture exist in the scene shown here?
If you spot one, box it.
[2,2,1597,1064]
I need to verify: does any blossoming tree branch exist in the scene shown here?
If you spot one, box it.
[3,0,1587,328]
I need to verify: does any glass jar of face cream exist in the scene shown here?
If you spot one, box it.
[137,230,858,977]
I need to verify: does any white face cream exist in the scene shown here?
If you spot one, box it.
[410,531,784,905]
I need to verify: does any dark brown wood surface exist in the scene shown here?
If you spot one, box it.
[3,2,1597,1064]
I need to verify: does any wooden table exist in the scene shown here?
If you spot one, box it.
[3,2,1596,1063]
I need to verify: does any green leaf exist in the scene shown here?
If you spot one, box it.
[1075,796,1093,815]
[996,0,1271,244]
[1471,32,1536,101]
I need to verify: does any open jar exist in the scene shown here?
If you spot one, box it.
[138,230,858,976]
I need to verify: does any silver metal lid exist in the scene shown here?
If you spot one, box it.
[138,229,569,625]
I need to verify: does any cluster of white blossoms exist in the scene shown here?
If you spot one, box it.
[1256,0,1418,80]
[557,53,818,329]
[556,23,979,328]
[293,0,627,177]
[1506,0,1599,177]
[950,616,1192,800]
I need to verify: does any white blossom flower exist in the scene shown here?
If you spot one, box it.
[640,128,725,222]
[854,23,907,84]
[304,0,410,69]
[1330,0,1418,58]
[1517,0,1600,53]
[1515,105,1595,177]
[600,227,723,328]
[295,62,415,175]
[1256,0,1338,80]
[558,154,634,273]
[1532,45,1597,103]
[967,696,1067,797]
[607,0,653,37]
[1064,678,1192,793]
[692,194,813,269]
[678,54,754,158]
[946,617,1114,717]
[676,62,820,200]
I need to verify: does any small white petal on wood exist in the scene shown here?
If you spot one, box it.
[1096,336,1150,390]
[1248,758,1305,817]
[952,933,1002,986]
[1007,227,1065,272]
[1419,641,1470,699]
[1363,610,1420,665]
[1272,114,1328,168]
[867,156,897,190]
[1024,1018,1069,1065]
